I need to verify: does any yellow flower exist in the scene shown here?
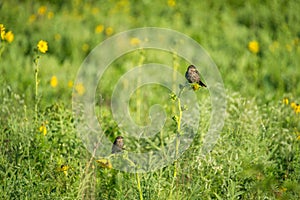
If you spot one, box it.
[282,98,289,105]
[130,37,141,46]
[0,24,5,40]
[297,135,300,141]
[280,187,287,192]
[291,102,297,109]
[39,121,48,136]
[95,24,104,34]
[28,14,36,23]
[37,40,48,53]
[105,27,114,36]
[191,83,200,91]
[47,11,54,19]
[92,8,99,15]
[96,158,112,169]
[38,6,47,15]
[50,76,58,88]
[296,105,300,114]
[4,31,14,43]
[168,0,176,7]
[54,33,61,41]
[67,80,73,88]
[82,43,89,52]
[57,164,70,176]
[248,40,259,54]
[75,82,85,95]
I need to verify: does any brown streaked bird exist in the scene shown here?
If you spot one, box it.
[111,136,124,154]
[185,65,207,87]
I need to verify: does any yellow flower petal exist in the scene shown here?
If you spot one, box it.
[38,6,47,15]
[96,158,112,169]
[47,11,54,19]
[39,124,47,136]
[67,80,73,88]
[168,0,176,7]
[248,40,259,54]
[105,27,113,36]
[4,31,14,43]
[291,102,297,109]
[95,25,104,34]
[50,76,58,88]
[37,40,48,53]
[0,24,5,40]
[75,83,85,95]
[130,37,141,46]
[282,98,289,105]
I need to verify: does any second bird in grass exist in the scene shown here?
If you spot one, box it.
[111,136,124,154]
[185,65,207,87]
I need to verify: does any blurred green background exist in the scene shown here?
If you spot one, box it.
[1,0,299,105]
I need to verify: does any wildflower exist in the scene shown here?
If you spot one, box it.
[290,102,297,110]
[28,14,36,23]
[282,98,289,105]
[168,0,176,7]
[38,6,47,15]
[57,164,69,175]
[280,187,287,192]
[82,43,89,52]
[54,33,61,41]
[50,76,58,88]
[290,102,300,114]
[297,135,300,141]
[105,27,113,36]
[95,24,104,34]
[4,31,14,43]
[37,40,48,53]
[92,8,99,15]
[191,83,200,91]
[75,82,85,95]
[96,158,112,169]
[39,121,48,136]
[269,41,279,52]
[67,80,73,88]
[47,11,54,19]
[130,37,141,46]
[295,105,300,114]
[0,24,5,40]
[248,40,259,54]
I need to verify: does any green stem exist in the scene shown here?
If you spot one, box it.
[34,56,40,123]
[169,85,185,198]
[136,50,145,123]
[173,95,183,178]
[136,173,143,200]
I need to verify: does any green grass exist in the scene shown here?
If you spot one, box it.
[1,0,300,199]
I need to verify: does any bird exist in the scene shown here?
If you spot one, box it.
[185,65,206,87]
[111,136,124,154]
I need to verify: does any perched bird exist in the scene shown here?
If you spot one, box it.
[185,65,206,87]
[111,136,124,154]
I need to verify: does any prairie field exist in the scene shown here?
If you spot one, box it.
[1,0,300,199]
